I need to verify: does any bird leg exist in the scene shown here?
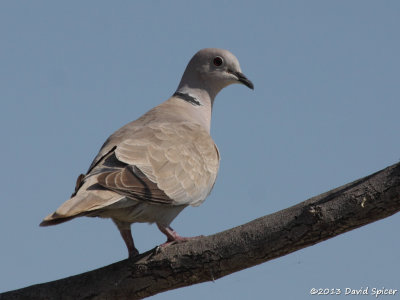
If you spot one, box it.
[157,223,202,247]
[119,228,139,257]
[113,220,139,257]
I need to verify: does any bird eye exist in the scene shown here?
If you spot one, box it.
[213,56,223,67]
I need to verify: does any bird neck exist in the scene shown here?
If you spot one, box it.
[175,67,226,109]
[172,85,214,133]
[175,85,215,108]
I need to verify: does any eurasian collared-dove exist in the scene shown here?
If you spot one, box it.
[40,48,254,257]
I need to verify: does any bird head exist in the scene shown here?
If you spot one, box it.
[177,48,254,101]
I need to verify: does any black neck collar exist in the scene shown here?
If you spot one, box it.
[173,92,201,106]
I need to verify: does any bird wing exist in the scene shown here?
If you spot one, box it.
[42,121,220,224]
[112,122,220,206]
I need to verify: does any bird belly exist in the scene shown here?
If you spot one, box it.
[95,198,187,226]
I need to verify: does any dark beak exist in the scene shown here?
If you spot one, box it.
[230,70,254,90]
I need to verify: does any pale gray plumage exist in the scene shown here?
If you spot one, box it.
[40,48,253,257]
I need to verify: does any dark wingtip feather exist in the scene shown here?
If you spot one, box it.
[39,215,77,227]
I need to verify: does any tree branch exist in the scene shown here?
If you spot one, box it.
[2,162,400,300]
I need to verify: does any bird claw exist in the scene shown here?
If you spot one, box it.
[128,249,140,259]
[160,234,204,247]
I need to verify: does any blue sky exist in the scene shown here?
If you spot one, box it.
[1,1,399,299]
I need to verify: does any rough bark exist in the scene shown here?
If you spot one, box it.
[1,162,400,300]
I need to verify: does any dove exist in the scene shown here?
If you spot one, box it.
[40,48,254,257]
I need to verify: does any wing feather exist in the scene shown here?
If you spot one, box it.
[43,121,220,225]
[115,122,220,206]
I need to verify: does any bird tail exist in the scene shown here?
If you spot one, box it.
[39,188,124,227]
[39,214,78,226]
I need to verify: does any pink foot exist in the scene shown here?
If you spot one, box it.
[160,235,203,247]
[157,223,203,247]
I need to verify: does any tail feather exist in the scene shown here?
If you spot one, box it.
[39,215,78,226]
[40,180,124,227]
